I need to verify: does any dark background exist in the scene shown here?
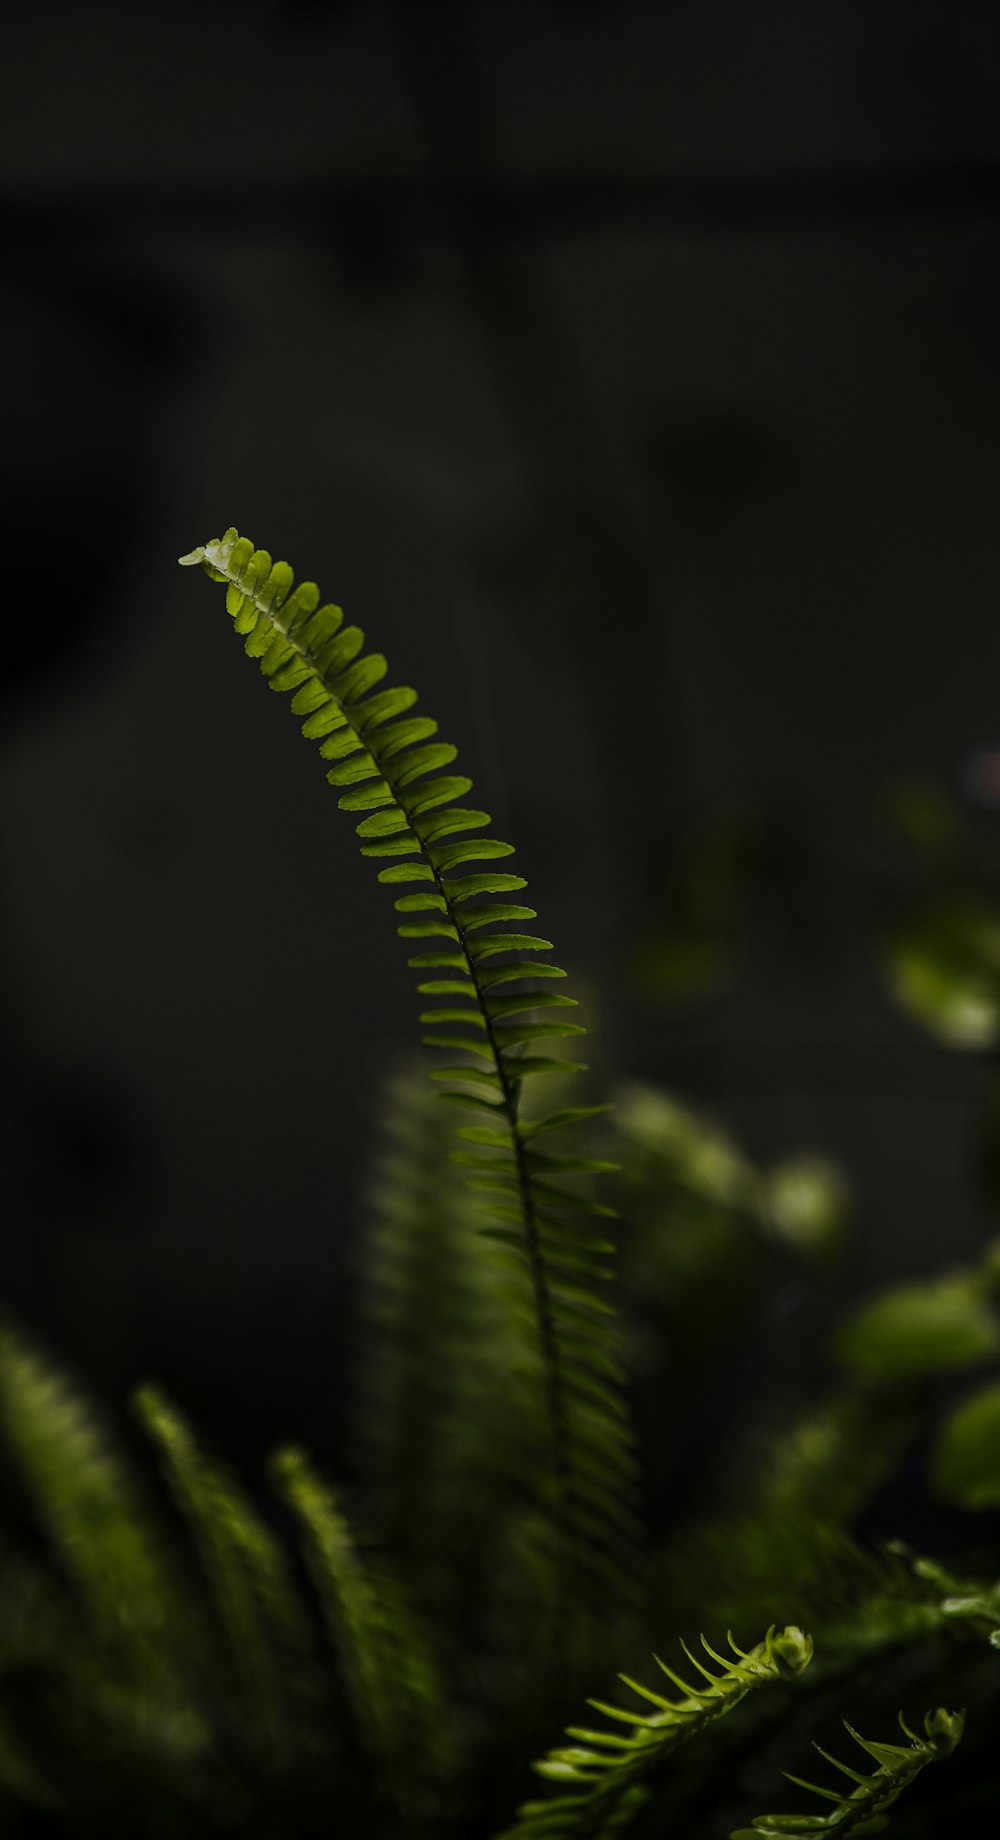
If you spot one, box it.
[3,0,1000,1478]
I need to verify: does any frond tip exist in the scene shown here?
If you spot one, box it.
[731,1705,964,1836]
[498,1624,813,1840]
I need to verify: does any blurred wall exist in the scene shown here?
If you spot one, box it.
[2,0,1000,1464]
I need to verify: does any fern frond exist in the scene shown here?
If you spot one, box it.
[180,529,637,1608]
[731,1706,964,1836]
[358,1063,555,1667]
[270,1445,448,1816]
[134,1385,315,1765]
[498,1624,814,1840]
[0,1327,184,1674]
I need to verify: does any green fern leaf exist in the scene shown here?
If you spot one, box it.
[181,529,637,1610]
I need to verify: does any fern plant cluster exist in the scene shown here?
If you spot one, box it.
[0,526,996,1836]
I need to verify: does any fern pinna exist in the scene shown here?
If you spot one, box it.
[501,1624,814,1840]
[732,1707,964,1836]
[179,529,636,1609]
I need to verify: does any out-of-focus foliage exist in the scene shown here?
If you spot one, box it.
[881,774,1000,1049]
[932,1381,1000,1510]
[833,1247,1000,1380]
[887,890,1000,1050]
[629,811,759,1010]
[1,548,999,1838]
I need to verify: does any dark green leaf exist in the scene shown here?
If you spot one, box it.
[518,1107,613,1140]
[422,1033,494,1059]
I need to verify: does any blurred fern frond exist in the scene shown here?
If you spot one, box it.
[133,1384,320,1770]
[0,1327,184,1667]
[271,1443,449,1817]
[357,1062,564,1688]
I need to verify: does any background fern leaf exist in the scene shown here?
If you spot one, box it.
[271,1444,449,1822]
[134,1383,319,1768]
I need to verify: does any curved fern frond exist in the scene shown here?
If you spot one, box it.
[134,1385,316,1764]
[731,1706,964,1836]
[270,1445,448,1817]
[498,1624,814,1840]
[179,529,636,1607]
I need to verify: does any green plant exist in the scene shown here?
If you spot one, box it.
[0,526,994,1837]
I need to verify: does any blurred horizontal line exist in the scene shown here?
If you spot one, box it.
[4,160,1000,246]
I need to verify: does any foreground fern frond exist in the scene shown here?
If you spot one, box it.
[179,528,636,1604]
[732,1706,964,1836]
[499,1624,814,1840]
